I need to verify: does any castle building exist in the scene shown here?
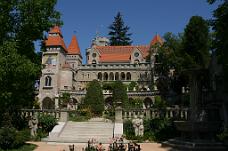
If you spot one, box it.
[38,26,163,109]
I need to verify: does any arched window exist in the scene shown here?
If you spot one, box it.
[121,72,125,80]
[98,72,102,80]
[109,72,114,80]
[126,72,131,80]
[104,72,108,81]
[134,59,140,64]
[115,72,119,81]
[155,55,159,63]
[92,60,96,64]
[45,76,52,86]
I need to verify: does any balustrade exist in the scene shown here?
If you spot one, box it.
[21,109,61,119]
[123,107,189,120]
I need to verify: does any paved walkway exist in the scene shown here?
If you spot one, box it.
[28,141,173,151]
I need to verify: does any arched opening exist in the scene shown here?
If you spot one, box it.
[92,60,97,64]
[126,72,131,80]
[105,97,113,110]
[42,97,55,109]
[45,76,52,86]
[155,55,159,63]
[98,72,102,81]
[115,72,119,81]
[104,72,108,81]
[144,97,153,109]
[134,59,140,64]
[121,72,125,80]
[109,72,114,80]
[141,87,147,91]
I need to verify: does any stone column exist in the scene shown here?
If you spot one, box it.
[55,97,59,109]
[189,71,201,121]
[115,106,123,123]
[59,111,68,122]
[146,109,151,119]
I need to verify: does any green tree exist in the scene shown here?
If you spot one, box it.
[0,0,61,128]
[84,80,104,116]
[108,12,132,46]
[112,81,128,108]
[182,16,210,69]
[128,81,137,91]
[154,33,188,96]
[59,92,71,108]
[208,0,228,90]
[0,41,39,127]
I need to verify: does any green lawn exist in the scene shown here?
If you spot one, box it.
[0,144,37,151]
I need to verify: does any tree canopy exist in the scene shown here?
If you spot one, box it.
[112,81,128,108]
[208,0,228,90]
[0,0,61,127]
[84,80,104,116]
[108,12,132,46]
[182,16,210,69]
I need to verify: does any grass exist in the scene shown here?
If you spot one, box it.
[0,144,37,151]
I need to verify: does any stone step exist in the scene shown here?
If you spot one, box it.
[47,121,115,143]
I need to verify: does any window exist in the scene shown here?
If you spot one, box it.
[98,72,102,80]
[134,59,140,64]
[45,76,52,86]
[126,72,131,80]
[92,53,97,58]
[134,52,139,57]
[92,60,97,64]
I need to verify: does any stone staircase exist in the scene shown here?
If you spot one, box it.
[46,121,114,143]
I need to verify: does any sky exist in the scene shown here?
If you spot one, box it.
[50,0,218,64]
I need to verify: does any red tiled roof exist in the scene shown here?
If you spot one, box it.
[68,35,81,55]
[49,26,62,35]
[45,26,67,51]
[95,45,150,63]
[150,34,163,46]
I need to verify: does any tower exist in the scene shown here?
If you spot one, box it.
[66,35,82,69]
[38,26,67,109]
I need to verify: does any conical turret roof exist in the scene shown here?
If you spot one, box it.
[45,26,67,51]
[68,35,81,55]
[150,34,163,46]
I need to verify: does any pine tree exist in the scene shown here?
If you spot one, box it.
[108,12,132,46]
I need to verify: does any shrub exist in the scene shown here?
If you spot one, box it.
[124,118,179,142]
[127,98,143,109]
[84,80,104,116]
[0,127,30,150]
[123,120,136,140]
[144,118,179,141]
[69,108,92,122]
[38,114,57,133]
[128,81,137,91]
[218,127,228,141]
